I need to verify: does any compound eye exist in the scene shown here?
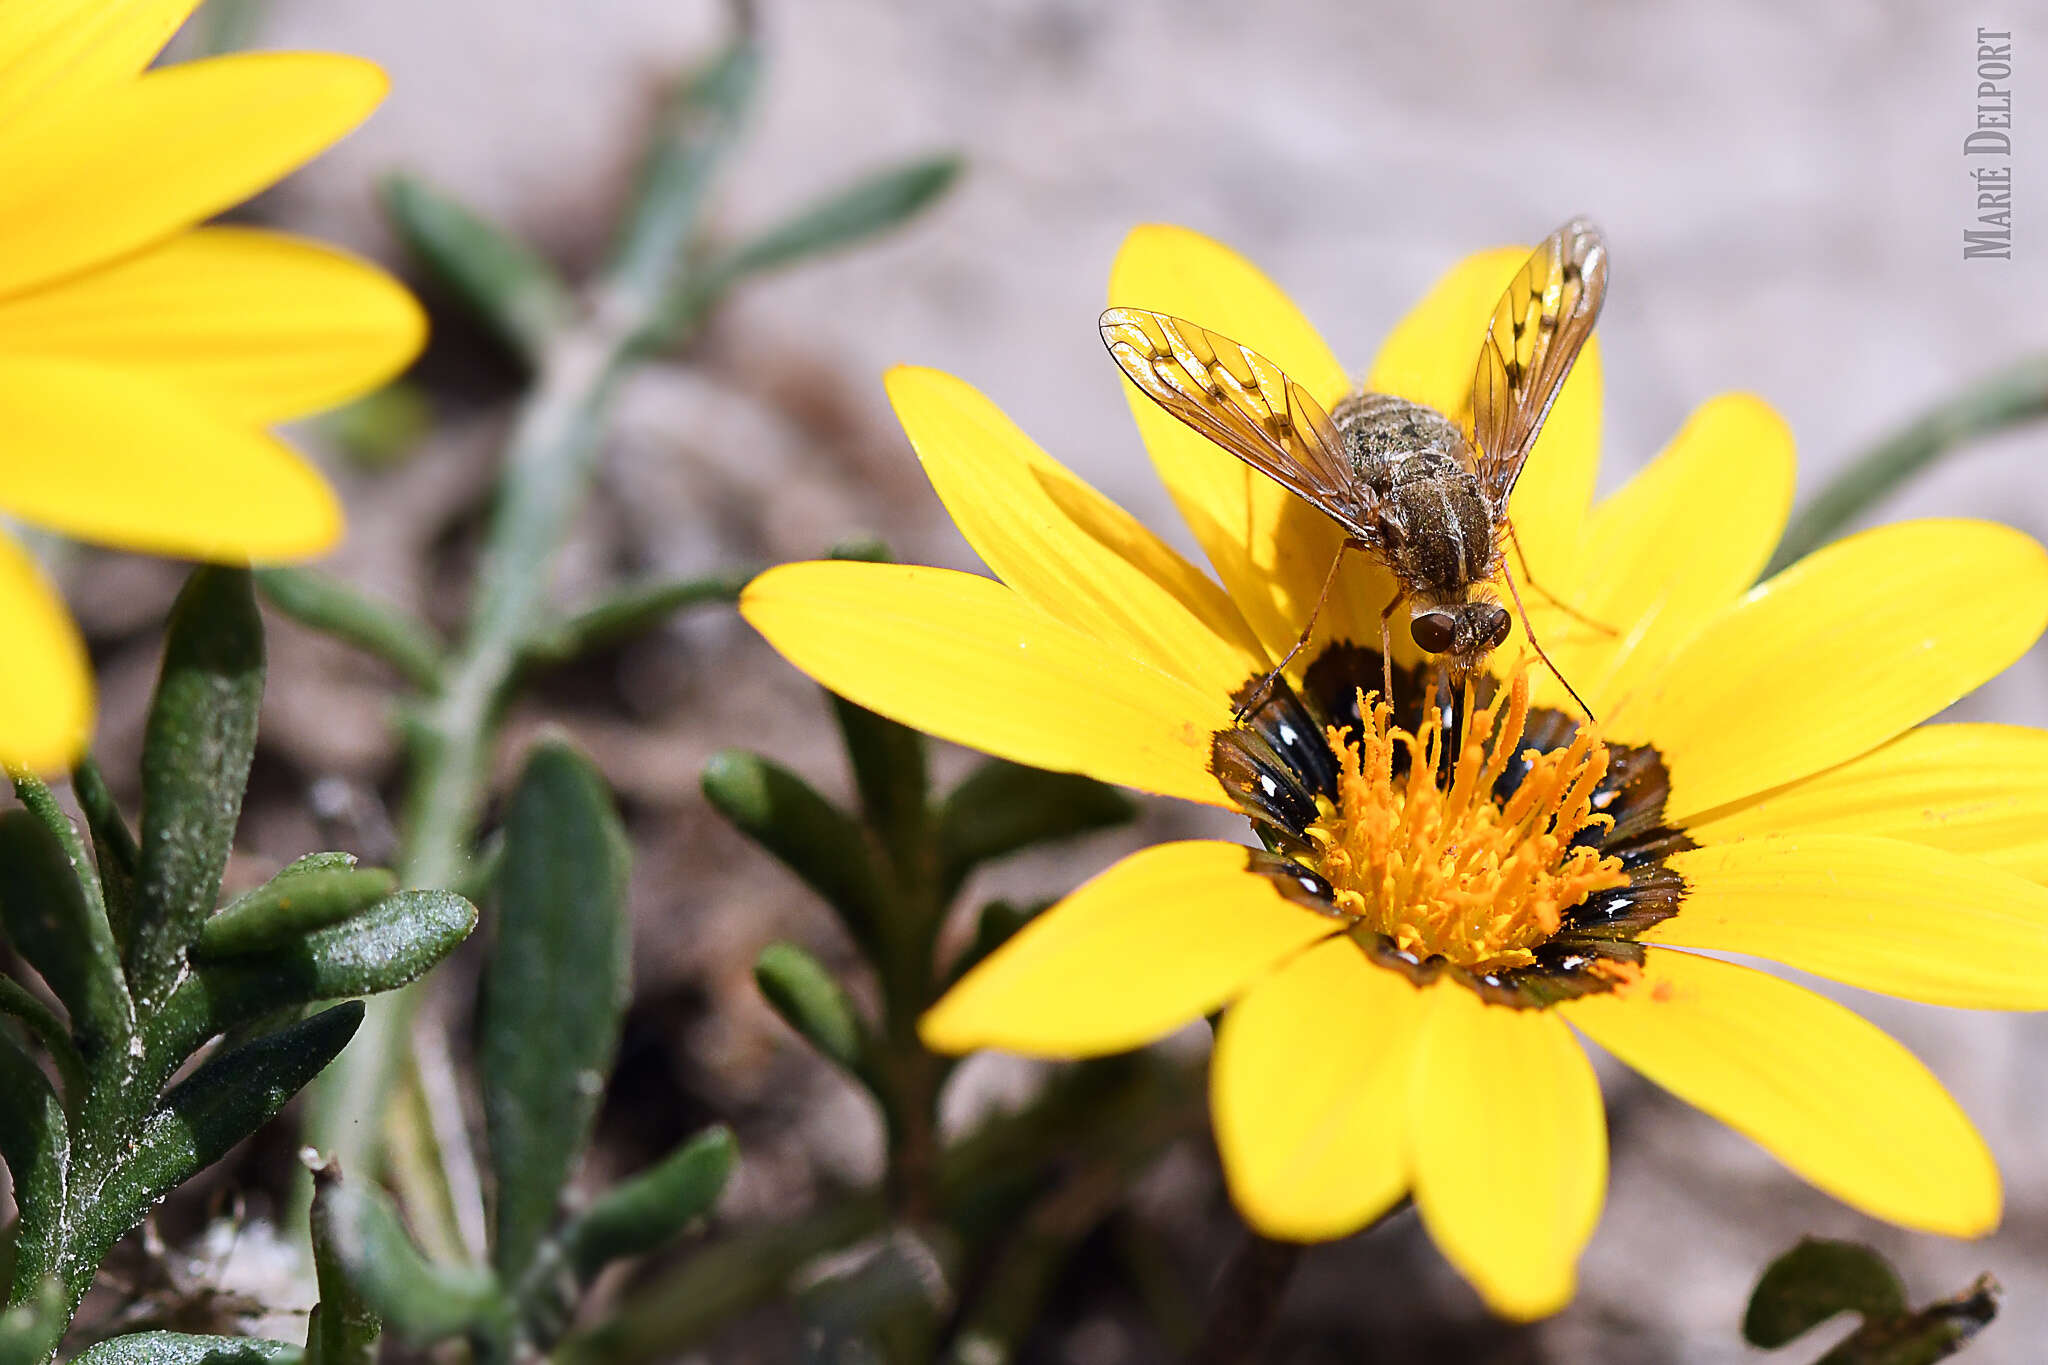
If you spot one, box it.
[1483,605,1513,649]
[1410,610,1456,654]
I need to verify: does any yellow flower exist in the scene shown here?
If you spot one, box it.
[741,224,2048,1318]
[0,0,426,771]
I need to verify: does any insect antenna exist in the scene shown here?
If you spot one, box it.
[1500,563,1598,722]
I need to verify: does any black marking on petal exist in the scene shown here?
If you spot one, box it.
[1210,728,1320,844]
[1244,850,1348,920]
[1229,673,1340,800]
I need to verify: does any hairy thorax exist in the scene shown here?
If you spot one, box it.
[1330,393,1495,594]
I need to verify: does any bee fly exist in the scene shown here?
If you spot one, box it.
[1102,218,1608,742]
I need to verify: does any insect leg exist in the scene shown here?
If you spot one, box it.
[1501,561,1598,721]
[1234,541,1357,723]
[1376,587,1406,707]
[1506,518,1615,635]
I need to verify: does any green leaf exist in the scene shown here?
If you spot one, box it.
[381,173,573,365]
[0,1277,67,1365]
[89,1004,364,1275]
[606,34,761,308]
[70,759,138,954]
[0,1025,67,1291]
[318,382,434,472]
[482,742,631,1285]
[10,772,103,919]
[197,856,399,958]
[318,1177,506,1346]
[710,155,961,288]
[255,568,444,693]
[72,1334,302,1365]
[0,976,84,1100]
[1769,354,2048,575]
[522,569,753,665]
[131,567,265,1012]
[148,891,476,1075]
[564,1125,736,1279]
[816,544,930,876]
[0,808,133,1060]
[755,943,868,1075]
[937,760,1136,896]
[306,1159,380,1365]
[701,751,890,952]
[1745,1239,1909,1347]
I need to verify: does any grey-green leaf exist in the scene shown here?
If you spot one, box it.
[10,771,103,919]
[1745,1238,1909,1347]
[306,1160,381,1365]
[132,567,265,1012]
[522,569,752,666]
[73,1334,302,1365]
[0,808,133,1060]
[701,750,890,952]
[71,759,138,953]
[198,859,399,958]
[755,943,867,1075]
[319,1177,506,1346]
[482,741,631,1284]
[149,890,476,1075]
[714,155,961,286]
[382,173,573,365]
[91,1004,364,1276]
[0,1025,68,1291]
[606,34,761,307]
[937,759,1136,896]
[254,568,444,693]
[564,1125,736,1279]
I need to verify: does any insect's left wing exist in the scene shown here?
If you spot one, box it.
[1465,218,1608,508]
[1100,308,1369,533]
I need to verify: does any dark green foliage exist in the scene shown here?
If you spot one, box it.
[72,1334,302,1365]
[702,751,893,950]
[936,761,1137,899]
[0,566,478,1360]
[564,1126,737,1279]
[755,944,868,1075]
[382,174,573,366]
[1746,1239,1998,1363]
[482,742,632,1283]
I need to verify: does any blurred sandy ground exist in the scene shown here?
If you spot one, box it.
[168,0,2048,1359]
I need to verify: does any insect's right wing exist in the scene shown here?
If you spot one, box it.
[1100,308,1376,540]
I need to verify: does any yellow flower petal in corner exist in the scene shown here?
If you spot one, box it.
[1212,938,1421,1242]
[1563,949,1998,1237]
[0,0,199,124]
[1108,224,1393,664]
[1409,985,1605,1321]
[921,841,1337,1057]
[0,359,340,561]
[0,227,426,425]
[742,561,1231,806]
[1620,519,2048,820]
[0,52,388,299]
[0,532,92,773]
[1646,834,2048,1009]
[1364,244,1602,594]
[1553,394,1795,714]
[1690,724,2048,882]
[885,366,1264,697]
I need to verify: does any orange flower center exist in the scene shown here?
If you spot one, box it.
[1303,670,1630,974]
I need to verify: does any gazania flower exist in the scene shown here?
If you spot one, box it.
[0,0,425,770]
[742,224,2048,1318]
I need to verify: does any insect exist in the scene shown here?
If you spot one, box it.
[1101,217,1608,726]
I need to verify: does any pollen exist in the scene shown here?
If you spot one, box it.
[1304,670,1630,974]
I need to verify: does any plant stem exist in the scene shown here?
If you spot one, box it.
[1767,353,2048,575]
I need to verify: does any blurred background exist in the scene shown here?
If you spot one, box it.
[73,2,2048,1361]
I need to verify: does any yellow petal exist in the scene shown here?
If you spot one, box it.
[1563,949,1998,1236]
[1211,939,1421,1241]
[1409,987,1605,1321]
[1618,519,2048,820]
[1364,244,1603,599]
[885,366,1263,697]
[1108,224,1398,666]
[0,52,386,299]
[1645,834,2048,1009]
[920,841,1337,1057]
[0,227,425,424]
[1548,395,1795,714]
[0,532,92,772]
[1691,724,2048,882]
[0,359,340,560]
[0,0,199,125]
[742,561,1231,806]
